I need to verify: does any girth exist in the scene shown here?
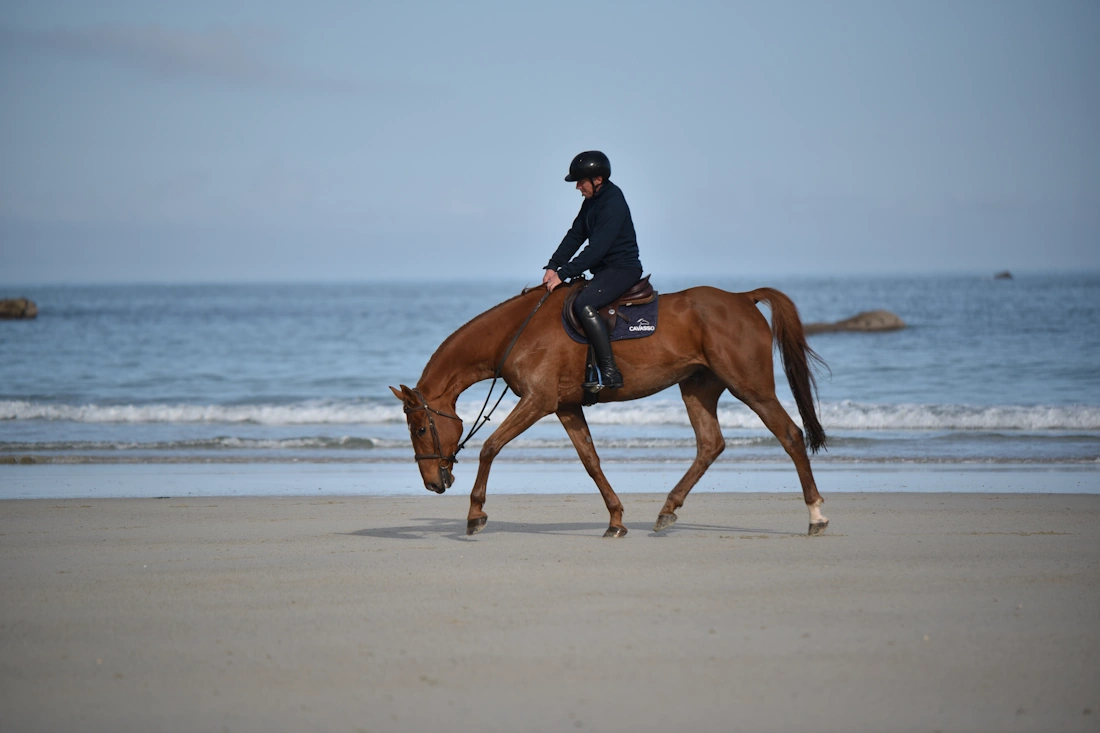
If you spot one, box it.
[563,275,656,334]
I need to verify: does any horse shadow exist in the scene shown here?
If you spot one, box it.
[345,518,799,542]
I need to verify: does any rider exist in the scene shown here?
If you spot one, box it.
[542,151,643,391]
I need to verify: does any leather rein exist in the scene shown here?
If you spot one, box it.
[405,288,554,470]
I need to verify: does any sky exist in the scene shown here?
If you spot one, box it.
[1,0,1098,284]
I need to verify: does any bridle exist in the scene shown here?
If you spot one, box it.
[404,388,462,471]
[404,287,554,479]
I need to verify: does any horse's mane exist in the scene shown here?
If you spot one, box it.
[422,286,545,376]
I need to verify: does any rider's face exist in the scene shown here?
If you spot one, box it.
[576,176,603,198]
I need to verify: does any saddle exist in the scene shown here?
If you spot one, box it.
[562,275,656,335]
[561,275,657,405]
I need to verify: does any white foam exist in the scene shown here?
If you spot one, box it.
[569,400,1100,431]
[1,436,380,451]
[2,399,1098,431]
[0,400,402,425]
[814,401,1100,431]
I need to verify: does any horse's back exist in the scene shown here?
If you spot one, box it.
[530,283,770,355]
[660,286,771,332]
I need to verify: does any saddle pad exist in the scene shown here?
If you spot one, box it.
[563,297,659,344]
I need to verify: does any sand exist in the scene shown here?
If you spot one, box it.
[2,490,1098,733]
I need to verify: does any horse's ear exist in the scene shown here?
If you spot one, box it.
[391,384,418,407]
[389,383,418,405]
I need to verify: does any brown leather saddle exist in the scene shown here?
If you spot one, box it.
[562,275,656,335]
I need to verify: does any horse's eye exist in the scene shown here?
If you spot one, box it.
[417,427,427,437]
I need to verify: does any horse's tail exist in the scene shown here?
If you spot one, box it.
[746,288,828,453]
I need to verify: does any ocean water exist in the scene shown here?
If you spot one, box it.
[2,275,1099,474]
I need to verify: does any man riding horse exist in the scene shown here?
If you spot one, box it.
[541,151,642,392]
[391,150,829,537]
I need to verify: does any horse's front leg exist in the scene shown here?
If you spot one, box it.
[466,397,552,536]
[556,405,627,538]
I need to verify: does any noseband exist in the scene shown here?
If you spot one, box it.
[404,389,462,471]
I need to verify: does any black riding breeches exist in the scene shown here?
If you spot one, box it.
[572,267,643,314]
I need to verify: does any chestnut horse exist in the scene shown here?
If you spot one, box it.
[390,283,829,537]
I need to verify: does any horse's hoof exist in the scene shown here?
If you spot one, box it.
[808,521,829,536]
[467,516,488,536]
[603,525,628,538]
[653,513,678,532]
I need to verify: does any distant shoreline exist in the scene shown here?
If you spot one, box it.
[4,270,1100,288]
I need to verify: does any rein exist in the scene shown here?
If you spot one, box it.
[454,287,553,456]
[408,287,553,467]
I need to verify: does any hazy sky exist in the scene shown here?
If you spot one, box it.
[2,1,1097,284]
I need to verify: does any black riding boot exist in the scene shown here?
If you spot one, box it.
[577,305,624,390]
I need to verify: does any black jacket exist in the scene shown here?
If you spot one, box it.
[545,180,642,279]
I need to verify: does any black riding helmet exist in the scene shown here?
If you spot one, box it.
[564,151,611,182]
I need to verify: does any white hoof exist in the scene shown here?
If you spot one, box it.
[808,501,828,526]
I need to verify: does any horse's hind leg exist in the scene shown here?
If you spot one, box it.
[556,405,627,537]
[740,392,828,532]
[655,371,727,532]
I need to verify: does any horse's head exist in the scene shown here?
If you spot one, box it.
[390,384,463,493]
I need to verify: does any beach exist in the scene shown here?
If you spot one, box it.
[2,474,1098,732]
[5,1,1099,727]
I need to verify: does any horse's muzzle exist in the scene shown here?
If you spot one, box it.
[425,464,455,493]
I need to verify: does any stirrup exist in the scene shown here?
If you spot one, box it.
[584,359,622,392]
[583,361,603,393]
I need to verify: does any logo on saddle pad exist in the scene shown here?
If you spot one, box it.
[561,291,659,345]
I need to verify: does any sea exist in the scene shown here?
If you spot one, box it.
[2,274,1099,493]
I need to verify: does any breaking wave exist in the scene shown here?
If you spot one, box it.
[3,399,1098,431]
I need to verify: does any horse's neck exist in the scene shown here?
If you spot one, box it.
[417,294,531,402]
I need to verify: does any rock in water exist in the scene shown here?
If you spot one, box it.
[994,271,1013,280]
[804,310,906,335]
[0,298,37,319]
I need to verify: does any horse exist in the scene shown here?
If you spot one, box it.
[390,282,829,538]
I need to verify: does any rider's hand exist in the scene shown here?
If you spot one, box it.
[543,269,563,292]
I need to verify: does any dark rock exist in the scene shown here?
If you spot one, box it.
[0,298,37,319]
[805,309,906,335]
[994,271,1013,280]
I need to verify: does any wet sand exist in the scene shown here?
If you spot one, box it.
[2,491,1098,732]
